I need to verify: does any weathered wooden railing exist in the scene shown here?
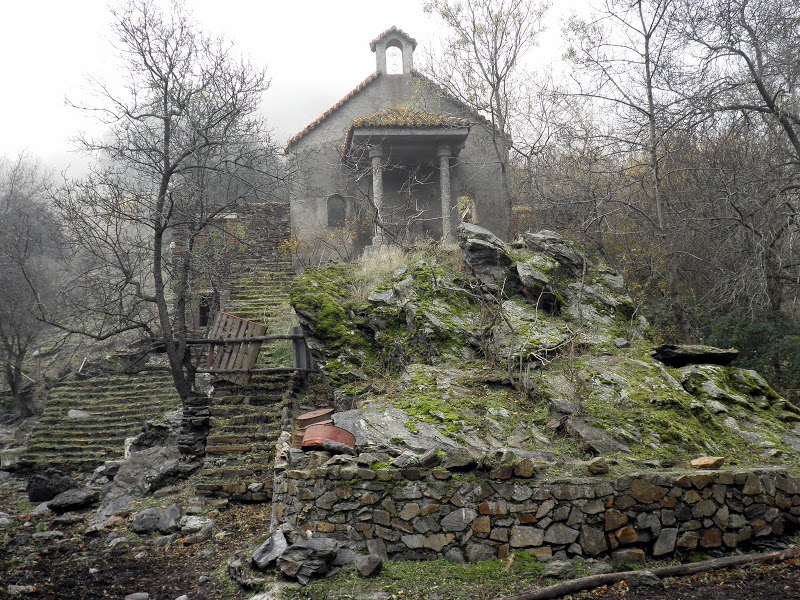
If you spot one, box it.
[185,312,317,384]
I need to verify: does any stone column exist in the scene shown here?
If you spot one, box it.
[370,147,384,246]
[438,145,452,241]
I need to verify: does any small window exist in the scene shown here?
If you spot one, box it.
[327,194,346,227]
[386,46,403,75]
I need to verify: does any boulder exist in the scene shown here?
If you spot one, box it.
[626,570,664,590]
[651,344,738,368]
[131,507,163,534]
[355,554,383,577]
[47,488,100,513]
[441,446,477,470]
[322,439,356,456]
[522,231,589,278]
[96,493,134,521]
[277,537,340,585]
[516,261,560,313]
[27,468,78,502]
[456,223,516,288]
[441,508,478,532]
[366,539,389,562]
[252,530,289,570]
[542,560,574,579]
[108,445,182,497]
[0,447,24,469]
[180,515,212,534]
[157,503,183,533]
[127,421,177,454]
[587,457,610,475]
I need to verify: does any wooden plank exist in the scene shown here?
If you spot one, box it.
[206,311,226,368]
[241,322,267,374]
[215,314,241,371]
[221,318,246,374]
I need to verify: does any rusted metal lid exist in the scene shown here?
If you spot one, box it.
[297,407,335,429]
[301,424,355,450]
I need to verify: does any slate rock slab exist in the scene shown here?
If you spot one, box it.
[157,503,183,533]
[441,508,478,532]
[456,223,516,288]
[131,507,163,534]
[252,530,289,570]
[48,488,100,513]
[278,537,340,585]
[651,344,738,368]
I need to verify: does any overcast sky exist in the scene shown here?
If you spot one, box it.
[0,0,585,175]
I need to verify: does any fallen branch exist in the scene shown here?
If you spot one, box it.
[492,547,800,600]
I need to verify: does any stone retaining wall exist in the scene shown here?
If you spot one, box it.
[272,453,800,562]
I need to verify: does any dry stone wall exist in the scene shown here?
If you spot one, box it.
[272,453,800,562]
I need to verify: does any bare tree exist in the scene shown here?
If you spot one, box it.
[423,0,550,239]
[0,154,61,418]
[49,0,279,453]
[673,0,800,314]
[565,0,700,338]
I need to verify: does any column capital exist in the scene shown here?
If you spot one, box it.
[437,144,451,158]
[369,146,384,160]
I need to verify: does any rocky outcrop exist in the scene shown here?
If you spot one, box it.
[289,226,800,470]
[457,223,516,289]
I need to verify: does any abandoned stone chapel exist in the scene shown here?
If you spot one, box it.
[285,27,509,258]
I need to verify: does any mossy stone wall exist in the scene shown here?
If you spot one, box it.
[272,455,800,563]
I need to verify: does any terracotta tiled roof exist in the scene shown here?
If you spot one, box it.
[284,73,380,152]
[369,26,417,51]
[352,106,469,129]
[343,107,470,155]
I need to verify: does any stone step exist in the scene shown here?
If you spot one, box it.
[38,421,157,434]
[209,407,279,420]
[211,393,283,406]
[206,433,278,445]
[205,443,275,455]
[45,391,177,404]
[208,423,277,435]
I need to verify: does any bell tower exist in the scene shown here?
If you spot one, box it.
[370,26,417,75]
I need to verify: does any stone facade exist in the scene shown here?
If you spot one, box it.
[285,27,509,259]
[272,453,799,562]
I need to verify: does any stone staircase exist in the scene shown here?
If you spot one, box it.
[222,257,297,368]
[20,370,181,472]
[194,250,300,502]
[194,372,296,502]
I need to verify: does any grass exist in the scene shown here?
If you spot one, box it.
[286,552,546,600]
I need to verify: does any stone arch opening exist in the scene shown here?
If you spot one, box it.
[386,45,403,74]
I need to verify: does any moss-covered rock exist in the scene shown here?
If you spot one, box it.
[290,228,800,473]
